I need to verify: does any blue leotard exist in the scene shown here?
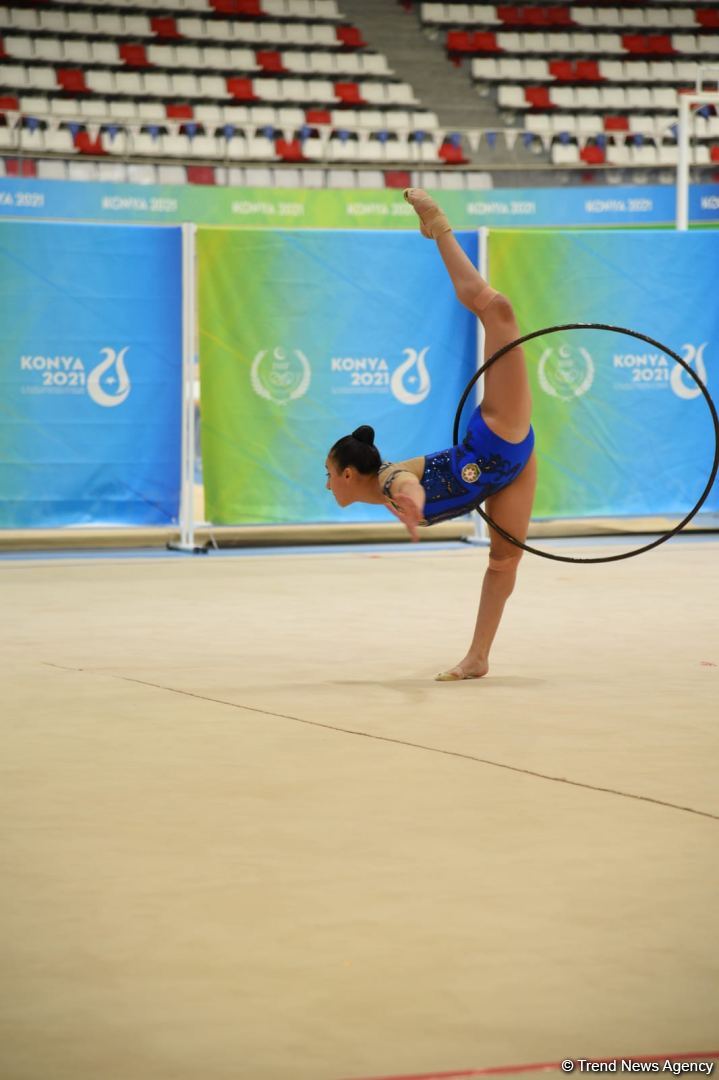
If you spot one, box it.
[382,406,534,526]
[421,406,534,524]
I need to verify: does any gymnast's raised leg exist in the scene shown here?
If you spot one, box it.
[405,188,537,680]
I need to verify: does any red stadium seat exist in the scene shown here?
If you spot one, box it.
[227,77,257,101]
[186,165,216,184]
[57,69,90,94]
[256,50,285,72]
[497,6,523,26]
[547,7,573,26]
[74,129,104,155]
[524,7,549,26]
[647,34,675,54]
[622,34,647,53]
[167,104,194,119]
[438,142,467,165]
[575,60,601,82]
[119,43,151,68]
[525,85,553,109]
[580,144,605,164]
[472,31,501,52]
[696,9,719,28]
[5,157,37,176]
[384,170,412,188]
[448,30,501,54]
[549,59,574,81]
[151,17,181,40]
[334,82,363,104]
[336,26,367,50]
[447,30,473,53]
[622,33,674,55]
[276,136,303,161]
[305,108,331,124]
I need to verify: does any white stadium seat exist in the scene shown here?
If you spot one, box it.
[45,128,76,154]
[63,41,94,65]
[131,132,165,156]
[95,14,125,36]
[551,143,580,165]
[127,164,158,184]
[26,66,57,91]
[40,10,68,33]
[5,36,35,61]
[137,102,166,121]
[10,8,40,31]
[189,134,219,158]
[19,127,46,151]
[101,129,129,154]
[37,158,69,180]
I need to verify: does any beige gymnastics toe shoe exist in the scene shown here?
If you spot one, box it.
[403,188,452,240]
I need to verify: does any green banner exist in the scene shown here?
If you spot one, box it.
[198,227,477,525]
[486,229,719,518]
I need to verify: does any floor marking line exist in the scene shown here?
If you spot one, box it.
[344,1050,719,1080]
[42,663,719,823]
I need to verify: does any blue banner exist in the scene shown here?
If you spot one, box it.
[0,177,718,228]
[198,228,477,524]
[0,221,183,527]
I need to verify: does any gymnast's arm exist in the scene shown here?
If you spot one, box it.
[381,467,426,541]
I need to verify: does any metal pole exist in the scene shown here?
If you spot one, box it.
[168,222,205,553]
[676,93,691,231]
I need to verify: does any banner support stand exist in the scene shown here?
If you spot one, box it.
[464,226,490,548]
[675,79,719,231]
[168,222,206,553]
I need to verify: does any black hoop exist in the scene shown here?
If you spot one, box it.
[454,323,719,565]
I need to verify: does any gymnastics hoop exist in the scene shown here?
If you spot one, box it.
[453,322,719,565]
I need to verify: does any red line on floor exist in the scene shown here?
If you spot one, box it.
[346,1050,719,1080]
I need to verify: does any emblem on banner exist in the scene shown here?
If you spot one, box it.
[390,347,431,406]
[461,462,481,484]
[538,343,594,401]
[87,347,131,407]
[251,346,311,405]
[18,346,131,404]
[670,343,708,400]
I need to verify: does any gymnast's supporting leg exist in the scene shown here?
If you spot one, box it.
[435,454,537,680]
[404,188,532,444]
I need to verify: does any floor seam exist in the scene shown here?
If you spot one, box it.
[42,661,719,824]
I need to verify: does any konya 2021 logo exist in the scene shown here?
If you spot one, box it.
[250,346,311,405]
[19,347,131,407]
[670,344,708,400]
[390,347,431,405]
[251,345,432,406]
[538,342,594,401]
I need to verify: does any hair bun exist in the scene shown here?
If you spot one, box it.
[351,425,375,446]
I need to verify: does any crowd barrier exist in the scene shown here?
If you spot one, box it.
[1,220,717,538]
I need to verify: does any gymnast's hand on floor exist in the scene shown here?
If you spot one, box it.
[386,489,425,542]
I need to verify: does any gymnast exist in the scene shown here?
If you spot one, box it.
[325,189,536,681]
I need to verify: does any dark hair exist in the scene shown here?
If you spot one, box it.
[329,425,381,475]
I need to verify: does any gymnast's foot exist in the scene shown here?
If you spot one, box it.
[435,656,489,682]
[403,188,452,240]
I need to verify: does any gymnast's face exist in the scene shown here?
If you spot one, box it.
[325,456,359,506]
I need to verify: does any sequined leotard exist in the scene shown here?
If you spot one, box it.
[383,406,534,525]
